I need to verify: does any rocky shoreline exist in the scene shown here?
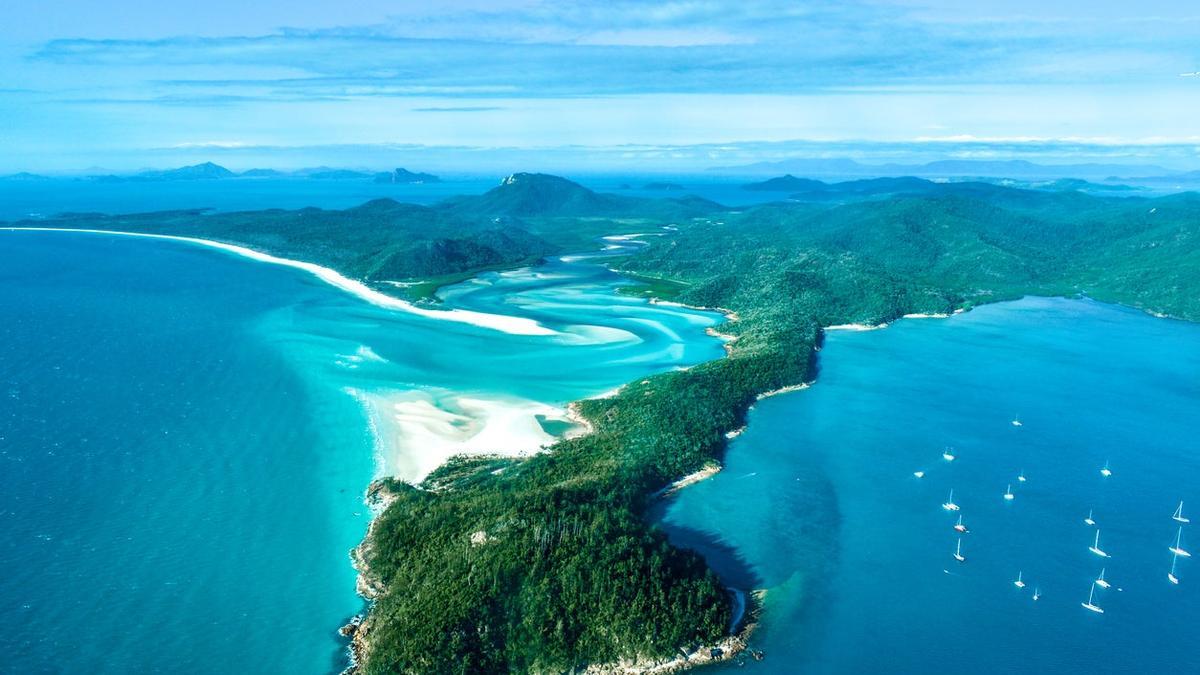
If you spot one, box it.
[341,479,402,673]
[580,590,765,674]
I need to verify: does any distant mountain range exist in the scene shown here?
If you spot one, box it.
[0,162,444,183]
[715,158,1190,181]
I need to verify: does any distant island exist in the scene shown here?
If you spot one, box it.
[10,172,1199,672]
[374,168,441,184]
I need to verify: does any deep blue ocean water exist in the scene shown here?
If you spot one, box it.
[0,229,723,673]
[662,297,1200,673]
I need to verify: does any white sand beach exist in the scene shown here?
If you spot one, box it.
[1,228,558,336]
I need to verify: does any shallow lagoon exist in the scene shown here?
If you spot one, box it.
[663,297,1200,673]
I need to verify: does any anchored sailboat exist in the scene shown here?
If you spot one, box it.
[1169,526,1191,557]
[1011,415,1022,427]
[1081,581,1104,614]
[1014,571,1025,588]
[1004,484,1015,501]
[1017,470,1027,483]
[954,514,968,533]
[913,471,925,478]
[1096,568,1111,589]
[1173,501,1190,524]
[953,537,966,562]
[1032,586,1041,601]
[942,489,960,511]
[1100,460,1112,477]
[1169,552,1180,585]
[1084,509,1096,527]
[1089,530,1110,558]
[943,447,956,462]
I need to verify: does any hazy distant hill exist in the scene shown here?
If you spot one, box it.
[100,161,236,181]
[0,172,50,181]
[443,173,628,216]
[240,168,286,178]
[303,168,376,180]
[742,174,827,191]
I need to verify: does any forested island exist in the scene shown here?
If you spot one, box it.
[11,173,1199,673]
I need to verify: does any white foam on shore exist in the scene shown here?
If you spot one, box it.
[2,227,557,336]
[824,322,889,331]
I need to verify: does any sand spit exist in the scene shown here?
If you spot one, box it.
[2,227,557,336]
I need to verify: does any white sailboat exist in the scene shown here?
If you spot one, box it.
[1100,460,1112,477]
[1096,568,1111,589]
[1004,484,1015,501]
[1169,526,1191,557]
[1169,552,1180,585]
[942,489,960,511]
[913,470,925,478]
[954,514,968,533]
[1014,571,1025,588]
[1173,501,1190,524]
[1017,469,1027,483]
[953,537,966,562]
[1011,414,1022,427]
[1032,586,1041,601]
[1081,581,1104,614]
[943,447,956,462]
[1084,509,1096,527]
[1089,530,1110,558]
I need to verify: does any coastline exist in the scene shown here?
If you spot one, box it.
[0,227,557,336]
[580,590,764,674]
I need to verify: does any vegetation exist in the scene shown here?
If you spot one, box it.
[12,174,1199,672]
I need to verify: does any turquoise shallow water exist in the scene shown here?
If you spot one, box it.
[0,229,723,672]
[662,297,1200,673]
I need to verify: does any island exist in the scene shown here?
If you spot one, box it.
[375,168,442,184]
[10,173,1198,673]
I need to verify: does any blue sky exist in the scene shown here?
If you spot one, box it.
[2,0,1199,172]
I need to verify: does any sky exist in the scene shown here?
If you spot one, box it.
[2,0,1199,173]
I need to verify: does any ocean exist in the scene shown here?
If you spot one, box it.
[661,297,1200,673]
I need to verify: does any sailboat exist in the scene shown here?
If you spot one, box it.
[913,470,925,478]
[1096,568,1111,589]
[943,447,956,462]
[1089,530,1110,558]
[1169,552,1180,585]
[1004,484,1015,501]
[1011,415,1023,427]
[942,489,960,511]
[1032,586,1041,601]
[1173,501,1190,524]
[1081,581,1104,614]
[1100,460,1112,477]
[1084,509,1096,527]
[953,537,966,562]
[1014,571,1025,588]
[1017,469,1027,483]
[954,514,968,533]
[1169,526,1191,557]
